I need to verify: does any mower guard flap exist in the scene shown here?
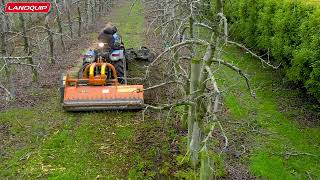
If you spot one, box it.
[63,85,144,111]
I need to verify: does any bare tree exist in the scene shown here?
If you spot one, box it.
[141,0,278,178]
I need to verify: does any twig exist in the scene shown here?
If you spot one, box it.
[283,152,318,160]
[202,123,216,143]
[137,81,183,92]
[142,101,195,121]
[9,61,39,68]
[251,129,273,136]
[211,58,251,91]
[0,83,12,100]
[227,40,281,69]
[150,39,209,67]
[217,121,228,150]
[0,56,32,60]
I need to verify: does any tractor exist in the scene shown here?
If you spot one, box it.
[60,24,145,111]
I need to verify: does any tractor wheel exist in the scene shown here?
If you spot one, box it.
[113,59,126,84]
[125,48,137,62]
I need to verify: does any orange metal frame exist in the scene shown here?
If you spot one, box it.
[65,62,119,87]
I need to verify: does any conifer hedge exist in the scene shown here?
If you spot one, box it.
[223,0,320,101]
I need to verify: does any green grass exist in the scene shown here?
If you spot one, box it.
[114,1,145,49]
[0,91,139,178]
[216,46,320,179]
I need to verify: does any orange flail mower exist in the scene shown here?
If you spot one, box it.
[60,62,144,111]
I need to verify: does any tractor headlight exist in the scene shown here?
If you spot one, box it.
[98,42,105,47]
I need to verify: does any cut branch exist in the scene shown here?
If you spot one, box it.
[212,58,251,91]
[227,40,280,69]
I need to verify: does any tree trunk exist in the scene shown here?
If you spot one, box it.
[100,0,104,13]
[85,0,89,31]
[67,3,73,38]
[77,6,82,37]
[94,0,98,19]
[98,0,102,14]
[188,58,202,165]
[0,19,6,56]
[2,0,10,31]
[200,146,214,180]
[91,0,95,22]
[19,14,38,82]
[187,14,196,148]
[45,15,55,64]
[197,1,223,179]
[55,5,66,52]
[187,20,203,166]
[19,14,29,54]
[190,121,201,166]
[0,13,15,99]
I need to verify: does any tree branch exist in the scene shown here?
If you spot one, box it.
[227,40,281,69]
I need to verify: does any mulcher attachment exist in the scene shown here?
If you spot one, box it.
[61,62,144,111]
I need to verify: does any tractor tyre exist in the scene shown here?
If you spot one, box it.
[113,60,125,84]
[125,48,137,62]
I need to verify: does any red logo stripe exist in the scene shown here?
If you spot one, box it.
[5,2,51,13]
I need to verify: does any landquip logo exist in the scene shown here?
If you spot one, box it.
[5,2,51,13]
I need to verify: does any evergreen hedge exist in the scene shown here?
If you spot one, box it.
[223,0,320,101]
